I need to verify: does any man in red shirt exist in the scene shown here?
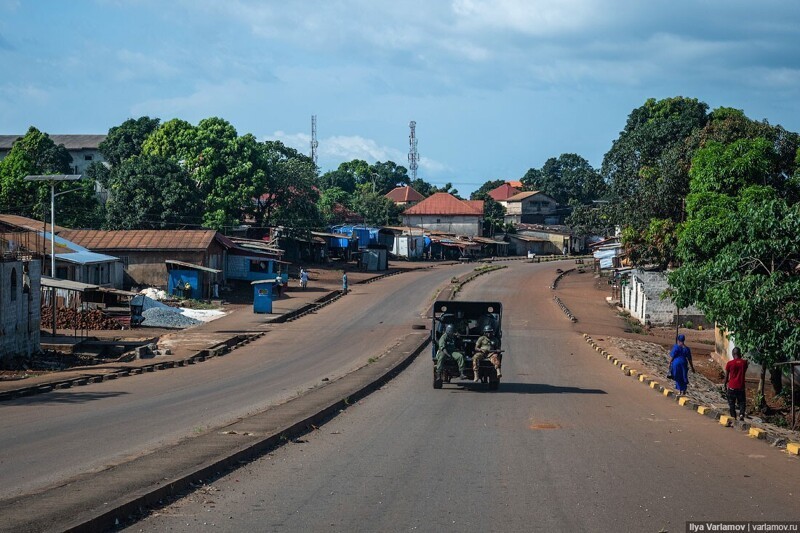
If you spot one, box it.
[724,347,749,421]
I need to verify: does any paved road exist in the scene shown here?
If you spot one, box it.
[130,261,800,532]
[0,263,476,501]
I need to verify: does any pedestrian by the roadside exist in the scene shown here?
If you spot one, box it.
[669,333,695,394]
[724,347,749,420]
[342,271,348,295]
[300,268,308,290]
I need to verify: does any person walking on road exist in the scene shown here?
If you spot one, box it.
[300,268,308,290]
[436,324,468,380]
[669,334,695,394]
[342,271,348,295]
[472,324,501,382]
[724,347,749,420]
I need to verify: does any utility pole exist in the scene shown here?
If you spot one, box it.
[408,121,419,182]
[311,115,319,167]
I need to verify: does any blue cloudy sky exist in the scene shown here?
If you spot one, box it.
[1,0,799,196]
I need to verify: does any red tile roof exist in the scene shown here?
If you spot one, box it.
[507,180,524,188]
[385,186,424,203]
[488,183,521,201]
[58,229,220,251]
[402,193,483,216]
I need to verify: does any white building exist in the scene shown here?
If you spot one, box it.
[621,269,704,326]
[401,193,484,237]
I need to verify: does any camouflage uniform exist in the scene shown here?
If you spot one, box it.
[473,332,501,380]
[436,330,466,376]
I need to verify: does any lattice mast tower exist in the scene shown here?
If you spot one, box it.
[408,121,419,181]
[311,115,319,166]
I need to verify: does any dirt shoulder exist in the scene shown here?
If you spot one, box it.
[555,267,798,436]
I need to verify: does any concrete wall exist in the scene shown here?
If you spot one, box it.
[401,214,482,237]
[621,269,704,326]
[0,259,41,361]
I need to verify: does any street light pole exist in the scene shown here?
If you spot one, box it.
[24,174,82,336]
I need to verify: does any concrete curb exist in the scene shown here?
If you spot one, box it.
[580,333,800,455]
[0,332,266,403]
[553,296,578,322]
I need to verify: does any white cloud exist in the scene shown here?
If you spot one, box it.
[113,49,182,82]
[129,80,263,121]
[450,0,605,35]
[0,82,49,104]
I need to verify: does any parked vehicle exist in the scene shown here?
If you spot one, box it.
[431,300,504,390]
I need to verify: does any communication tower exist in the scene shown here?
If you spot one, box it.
[408,121,419,181]
[311,115,319,166]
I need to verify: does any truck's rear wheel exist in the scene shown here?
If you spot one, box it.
[433,368,443,389]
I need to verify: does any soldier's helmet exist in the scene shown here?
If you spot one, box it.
[483,324,494,334]
[445,324,455,335]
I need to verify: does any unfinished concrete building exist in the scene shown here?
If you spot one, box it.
[0,252,41,362]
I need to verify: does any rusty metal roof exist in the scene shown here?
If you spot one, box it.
[0,214,67,234]
[385,186,424,203]
[58,229,219,251]
[402,193,483,216]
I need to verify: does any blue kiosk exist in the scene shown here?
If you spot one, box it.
[252,278,278,313]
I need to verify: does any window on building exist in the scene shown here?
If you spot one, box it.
[10,267,17,301]
[84,154,93,161]
[249,259,271,273]
[436,218,441,223]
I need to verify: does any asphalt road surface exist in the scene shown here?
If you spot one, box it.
[129,261,800,532]
[0,263,476,500]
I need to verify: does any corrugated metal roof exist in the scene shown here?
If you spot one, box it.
[0,134,106,150]
[0,214,67,233]
[385,186,424,203]
[59,250,120,265]
[165,259,221,273]
[40,276,100,292]
[402,193,483,216]
[505,190,548,202]
[59,229,219,251]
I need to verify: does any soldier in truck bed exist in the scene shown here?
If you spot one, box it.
[436,324,468,380]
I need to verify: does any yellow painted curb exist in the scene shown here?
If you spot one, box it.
[606,354,613,360]
[663,389,673,397]
[629,369,638,377]
[787,443,800,455]
[749,428,766,439]
[649,381,659,389]
[596,346,601,352]
[620,364,628,371]
[639,374,648,382]
[678,396,690,406]
[719,415,733,427]
[613,360,620,366]
[697,406,710,415]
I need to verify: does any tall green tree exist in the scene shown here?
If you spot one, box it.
[0,127,102,228]
[670,137,800,409]
[99,116,160,166]
[352,183,402,225]
[603,97,709,229]
[522,154,605,205]
[103,155,203,229]
[142,118,270,230]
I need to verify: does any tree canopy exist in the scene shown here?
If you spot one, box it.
[522,154,605,206]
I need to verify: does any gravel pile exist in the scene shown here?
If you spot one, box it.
[141,307,201,329]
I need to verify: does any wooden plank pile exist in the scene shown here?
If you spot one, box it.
[41,306,123,330]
